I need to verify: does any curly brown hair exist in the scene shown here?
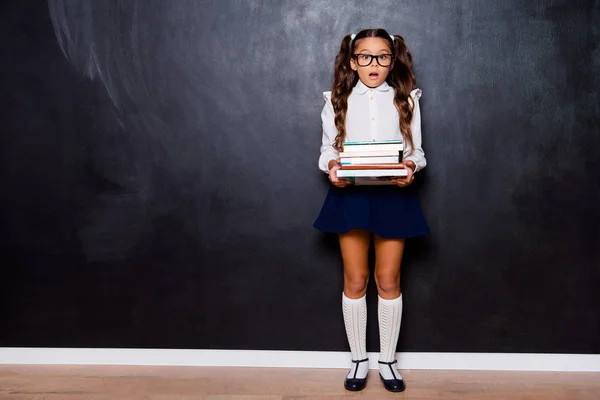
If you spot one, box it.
[331,29,417,152]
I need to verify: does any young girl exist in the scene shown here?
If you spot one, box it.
[314,29,429,392]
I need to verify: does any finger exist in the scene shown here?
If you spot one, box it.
[397,177,413,186]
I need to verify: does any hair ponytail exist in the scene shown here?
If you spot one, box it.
[331,34,357,150]
[388,34,416,153]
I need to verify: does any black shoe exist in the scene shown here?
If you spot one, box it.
[344,358,369,391]
[378,360,406,392]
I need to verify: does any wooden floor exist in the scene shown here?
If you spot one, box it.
[1,365,599,399]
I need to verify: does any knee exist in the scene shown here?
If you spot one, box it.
[375,272,400,297]
[344,273,369,297]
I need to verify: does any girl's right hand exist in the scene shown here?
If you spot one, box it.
[328,159,351,188]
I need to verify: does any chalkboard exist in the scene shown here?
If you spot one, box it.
[0,0,598,353]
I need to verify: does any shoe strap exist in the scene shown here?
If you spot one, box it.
[378,360,400,380]
[350,358,369,379]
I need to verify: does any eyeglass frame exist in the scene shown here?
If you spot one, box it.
[352,53,394,67]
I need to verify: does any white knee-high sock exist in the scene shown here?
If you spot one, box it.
[342,292,368,379]
[378,294,403,380]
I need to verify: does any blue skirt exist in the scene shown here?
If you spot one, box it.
[313,185,429,238]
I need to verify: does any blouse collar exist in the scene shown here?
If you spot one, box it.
[353,79,391,95]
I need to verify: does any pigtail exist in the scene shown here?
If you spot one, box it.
[331,34,357,150]
[387,34,416,154]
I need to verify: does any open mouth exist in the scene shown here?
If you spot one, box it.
[369,72,379,79]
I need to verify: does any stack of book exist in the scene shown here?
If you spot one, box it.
[337,140,407,185]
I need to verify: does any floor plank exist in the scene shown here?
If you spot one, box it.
[0,365,599,399]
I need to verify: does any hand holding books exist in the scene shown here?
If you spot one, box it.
[328,159,351,188]
[389,160,415,187]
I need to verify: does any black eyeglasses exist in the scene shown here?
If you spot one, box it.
[352,53,393,67]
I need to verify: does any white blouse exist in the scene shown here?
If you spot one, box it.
[318,80,427,174]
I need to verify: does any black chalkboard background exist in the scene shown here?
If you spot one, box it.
[1,0,598,353]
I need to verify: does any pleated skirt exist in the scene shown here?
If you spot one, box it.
[313,185,429,238]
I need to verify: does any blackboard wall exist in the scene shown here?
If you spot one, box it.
[1,0,598,353]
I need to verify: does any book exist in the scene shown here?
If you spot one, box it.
[340,163,406,170]
[340,156,400,165]
[344,139,403,146]
[339,150,402,158]
[340,176,404,186]
[337,169,408,178]
[343,140,403,153]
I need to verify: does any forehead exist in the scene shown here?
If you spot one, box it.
[353,37,392,53]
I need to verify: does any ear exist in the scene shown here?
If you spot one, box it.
[350,57,358,71]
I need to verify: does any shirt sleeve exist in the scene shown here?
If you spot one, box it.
[318,91,340,173]
[403,88,427,173]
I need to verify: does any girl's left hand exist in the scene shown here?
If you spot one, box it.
[390,161,416,187]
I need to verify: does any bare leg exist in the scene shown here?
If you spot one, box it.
[373,235,404,299]
[339,229,371,298]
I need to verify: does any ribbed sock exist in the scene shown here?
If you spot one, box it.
[342,292,369,379]
[378,294,403,380]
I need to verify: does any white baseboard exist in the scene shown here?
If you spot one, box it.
[1,348,599,372]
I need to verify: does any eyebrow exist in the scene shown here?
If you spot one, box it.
[357,49,392,54]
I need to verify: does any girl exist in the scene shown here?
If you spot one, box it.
[314,28,429,393]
